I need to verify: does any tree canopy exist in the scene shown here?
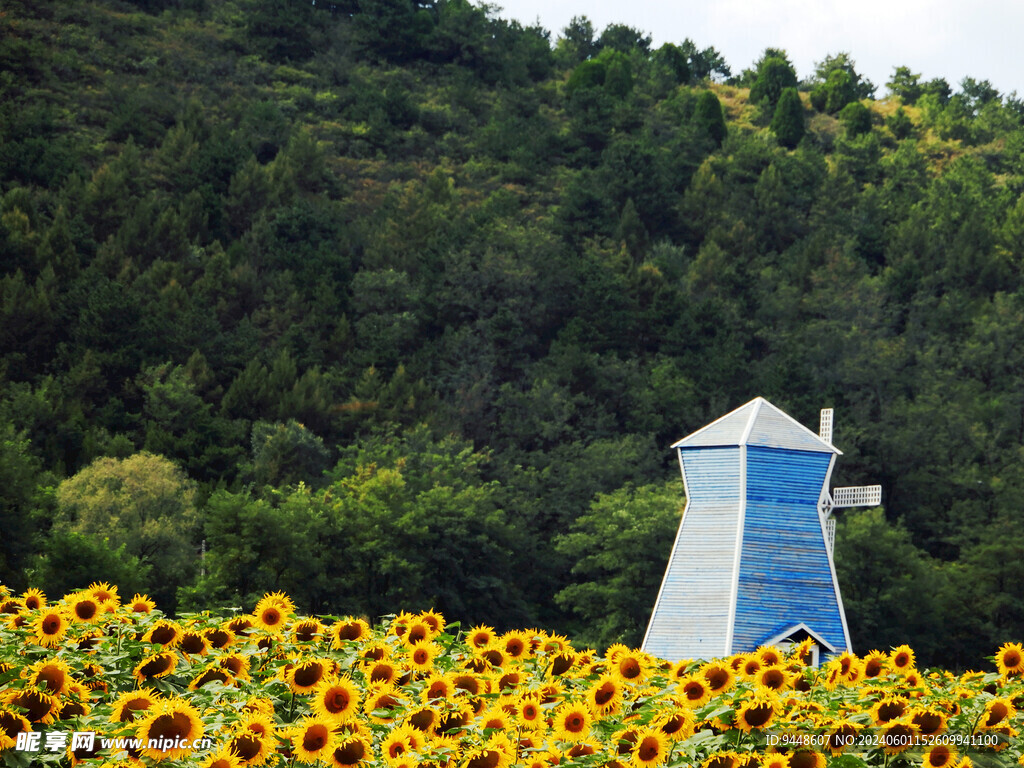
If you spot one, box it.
[2,0,1024,667]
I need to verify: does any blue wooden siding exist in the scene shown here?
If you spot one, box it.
[643,447,741,660]
[732,446,846,654]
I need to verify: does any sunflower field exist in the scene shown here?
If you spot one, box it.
[1,584,1023,768]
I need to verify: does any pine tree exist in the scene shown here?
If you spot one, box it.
[694,90,727,147]
[770,87,805,149]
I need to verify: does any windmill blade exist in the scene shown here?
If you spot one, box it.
[819,408,833,444]
[832,485,882,508]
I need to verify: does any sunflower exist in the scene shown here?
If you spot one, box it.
[757,646,783,666]
[540,632,571,655]
[980,698,1015,728]
[501,631,531,660]
[312,677,360,722]
[403,642,437,673]
[331,618,371,646]
[380,723,420,765]
[462,732,515,768]
[129,594,157,613]
[201,745,244,768]
[910,707,947,736]
[292,618,325,645]
[786,750,826,768]
[468,625,497,650]
[189,663,234,690]
[242,697,276,717]
[418,609,446,635]
[923,744,958,768]
[516,695,545,730]
[32,608,69,647]
[218,653,251,680]
[87,581,119,605]
[133,650,178,684]
[741,656,763,678]
[478,706,512,731]
[452,673,488,696]
[367,658,403,686]
[996,642,1024,676]
[179,630,211,656]
[0,597,21,614]
[613,650,649,684]
[701,662,735,694]
[3,688,57,724]
[655,710,694,742]
[677,674,712,706]
[756,667,789,692]
[144,620,183,648]
[229,711,276,766]
[889,644,915,671]
[329,735,373,768]
[482,646,508,670]
[552,702,591,743]
[252,600,290,634]
[701,752,740,768]
[136,699,205,762]
[0,707,31,751]
[497,670,522,693]
[422,673,456,702]
[290,717,337,764]
[67,592,101,623]
[760,754,790,768]
[822,719,860,755]
[56,697,90,720]
[586,674,623,715]
[25,658,73,697]
[226,615,255,636]
[21,588,46,610]
[870,696,908,725]
[359,639,391,664]
[238,710,276,742]
[864,651,888,679]
[227,730,273,767]
[734,694,778,732]
[878,718,918,755]
[547,649,576,676]
[436,702,474,738]
[400,619,434,646]
[110,690,160,723]
[364,684,405,723]
[405,704,439,735]
[287,658,333,694]
[205,626,236,649]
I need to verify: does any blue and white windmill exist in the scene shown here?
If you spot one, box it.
[642,397,880,664]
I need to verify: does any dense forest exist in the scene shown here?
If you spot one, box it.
[2,0,1024,670]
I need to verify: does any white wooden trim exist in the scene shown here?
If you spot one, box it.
[725,442,748,656]
[822,455,854,653]
[763,622,838,654]
[641,450,690,651]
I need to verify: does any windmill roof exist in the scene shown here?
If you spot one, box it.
[671,397,841,454]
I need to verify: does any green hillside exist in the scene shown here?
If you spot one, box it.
[3,0,1024,669]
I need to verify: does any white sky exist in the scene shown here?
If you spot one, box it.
[493,0,1024,98]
